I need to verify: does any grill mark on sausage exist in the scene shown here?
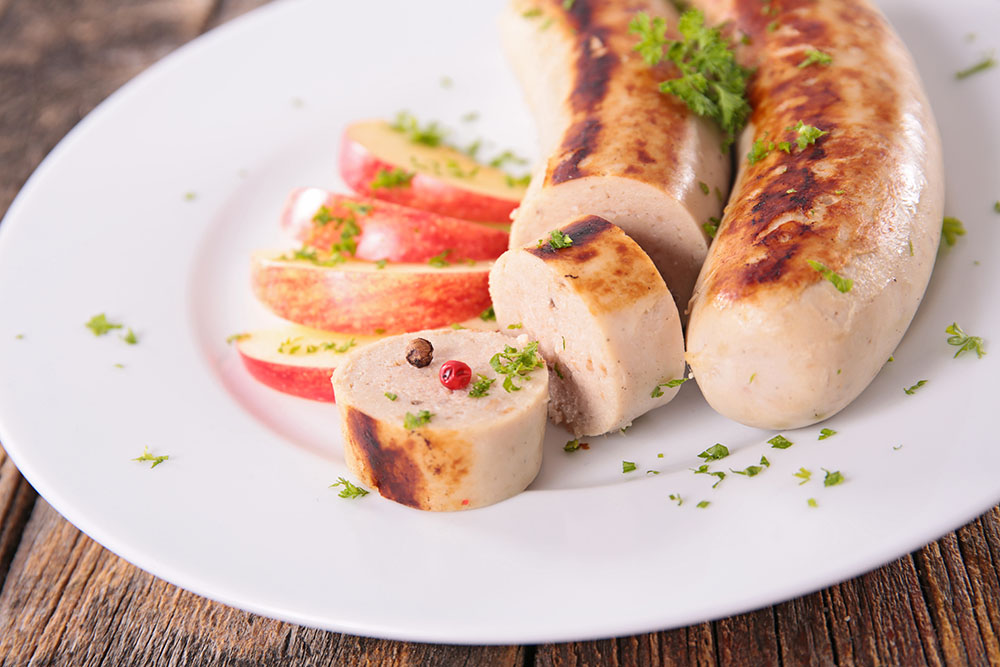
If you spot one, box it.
[550,118,602,184]
[569,27,616,113]
[344,407,424,509]
[529,215,611,259]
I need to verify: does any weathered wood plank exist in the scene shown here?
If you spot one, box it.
[0,501,524,666]
[0,447,37,589]
[773,592,837,666]
[716,607,779,666]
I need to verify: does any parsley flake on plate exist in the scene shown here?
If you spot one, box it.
[794,468,812,485]
[697,443,729,461]
[822,468,845,487]
[696,500,711,509]
[330,477,370,499]
[622,460,637,473]
[941,217,966,246]
[818,428,837,440]
[903,380,927,395]
[768,435,793,449]
[133,446,169,469]
[946,322,986,358]
[86,313,123,336]
[955,54,996,80]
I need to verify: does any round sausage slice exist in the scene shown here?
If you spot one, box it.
[331,329,548,511]
[489,215,685,437]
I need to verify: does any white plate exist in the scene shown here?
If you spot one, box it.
[0,0,998,645]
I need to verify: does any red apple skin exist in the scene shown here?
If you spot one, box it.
[238,353,338,402]
[280,188,509,263]
[339,125,522,224]
[251,255,493,334]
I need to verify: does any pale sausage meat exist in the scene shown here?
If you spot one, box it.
[489,215,685,437]
[685,0,944,429]
[499,0,730,312]
[331,329,548,511]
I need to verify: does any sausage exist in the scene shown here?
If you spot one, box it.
[489,215,685,436]
[331,329,548,510]
[499,0,730,313]
[685,0,944,429]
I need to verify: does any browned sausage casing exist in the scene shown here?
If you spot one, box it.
[686,0,944,429]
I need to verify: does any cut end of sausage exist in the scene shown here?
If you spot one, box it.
[490,216,685,436]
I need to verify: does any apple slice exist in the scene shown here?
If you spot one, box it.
[251,253,493,334]
[280,188,509,263]
[339,119,526,224]
[235,328,378,402]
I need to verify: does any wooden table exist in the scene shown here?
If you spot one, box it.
[1,1,998,664]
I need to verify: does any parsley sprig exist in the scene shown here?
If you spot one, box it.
[489,342,545,392]
[330,477,370,499]
[630,10,751,149]
[404,410,434,429]
[133,446,169,469]
[946,322,986,358]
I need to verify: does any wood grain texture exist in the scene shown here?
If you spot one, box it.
[2,0,1000,665]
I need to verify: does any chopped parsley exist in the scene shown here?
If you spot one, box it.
[791,121,828,149]
[564,439,582,452]
[696,500,711,509]
[428,249,452,268]
[699,181,710,195]
[941,217,966,246]
[732,464,764,477]
[384,392,397,401]
[903,380,927,395]
[622,460,637,473]
[794,468,812,485]
[505,174,531,188]
[955,55,996,80]
[768,434,793,449]
[489,341,545,392]
[651,377,688,397]
[468,374,495,398]
[630,10,751,149]
[489,150,529,169]
[375,259,388,269]
[798,49,833,68]
[822,468,845,487]
[994,201,1000,214]
[818,428,837,440]
[692,465,726,488]
[522,7,543,18]
[807,259,853,293]
[669,493,683,506]
[808,498,818,508]
[760,455,770,467]
[330,477,370,499]
[86,313,123,336]
[748,138,774,164]
[946,322,986,358]
[563,0,575,9]
[122,329,138,345]
[133,446,169,469]
[226,333,249,344]
[390,111,447,147]
[547,229,574,249]
[370,167,414,190]
[479,305,496,321]
[698,443,730,461]
[507,322,523,329]
[403,410,434,429]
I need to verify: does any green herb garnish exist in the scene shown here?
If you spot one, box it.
[403,410,434,429]
[692,465,726,488]
[651,377,688,397]
[547,229,574,249]
[428,249,452,268]
[133,446,169,469]
[818,428,837,440]
[468,374,495,398]
[371,167,414,190]
[794,468,812,485]
[86,314,122,336]
[384,392,397,401]
[390,111,447,147]
[622,460,637,473]
[630,10,751,149]
[807,260,853,293]
[330,477,370,499]
[669,493,683,506]
[941,216,966,246]
[903,380,927,395]
[748,138,774,165]
[822,468,845,487]
[946,322,986,358]
[479,305,496,321]
[791,121,828,149]
[797,49,833,68]
[768,435,793,449]
[955,55,996,80]
[703,218,720,238]
[696,500,710,508]
[697,443,730,461]
[807,498,818,508]
[565,439,582,452]
[122,329,138,345]
[489,341,545,392]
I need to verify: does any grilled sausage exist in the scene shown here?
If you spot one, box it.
[490,216,685,436]
[331,329,548,510]
[500,0,729,313]
[685,0,944,429]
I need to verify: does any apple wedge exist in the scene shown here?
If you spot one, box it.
[339,119,527,224]
[235,328,378,402]
[251,253,493,334]
[280,188,509,263]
